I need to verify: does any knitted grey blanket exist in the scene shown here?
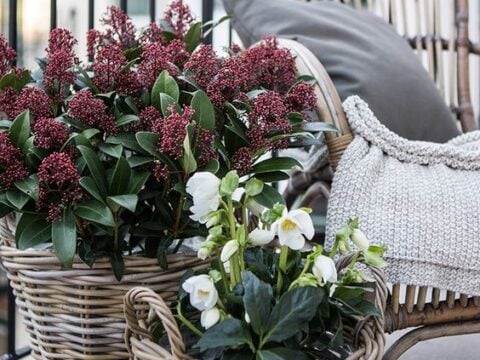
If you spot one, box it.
[325,96,480,296]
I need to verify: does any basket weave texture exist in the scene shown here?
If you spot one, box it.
[0,214,208,359]
[124,255,388,360]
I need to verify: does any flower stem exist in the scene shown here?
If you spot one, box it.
[218,257,229,290]
[277,245,289,293]
[176,301,203,337]
[348,251,360,269]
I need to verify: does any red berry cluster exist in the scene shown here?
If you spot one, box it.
[0,132,28,190]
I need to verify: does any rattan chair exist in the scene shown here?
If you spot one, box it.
[283,0,480,359]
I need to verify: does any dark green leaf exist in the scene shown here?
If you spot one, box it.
[51,208,77,267]
[157,244,168,270]
[109,156,131,195]
[262,287,323,345]
[160,93,180,117]
[128,156,153,168]
[81,128,101,139]
[116,114,139,127]
[184,22,202,52]
[107,194,138,213]
[75,199,115,227]
[191,90,215,130]
[77,145,108,196]
[127,170,150,194]
[252,157,302,174]
[254,171,290,183]
[182,127,197,174]
[14,174,39,201]
[196,318,253,352]
[136,132,178,171]
[16,214,51,250]
[98,143,123,158]
[79,177,105,203]
[77,67,99,93]
[6,189,30,210]
[111,252,124,281]
[9,110,31,149]
[106,133,145,153]
[151,70,179,110]
[242,271,273,337]
[202,159,219,173]
[252,184,285,208]
[256,348,309,360]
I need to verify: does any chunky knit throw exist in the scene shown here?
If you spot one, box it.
[325,96,480,296]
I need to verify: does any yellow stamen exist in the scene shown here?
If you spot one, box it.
[281,218,298,232]
[198,289,210,297]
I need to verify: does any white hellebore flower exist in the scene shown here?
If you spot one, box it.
[186,172,221,223]
[312,255,338,286]
[272,208,314,250]
[231,187,245,202]
[182,274,218,311]
[197,247,210,261]
[200,307,221,329]
[351,229,370,252]
[220,239,239,263]
[248,228,275,246]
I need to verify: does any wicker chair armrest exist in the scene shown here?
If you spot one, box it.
[124,287,192,360]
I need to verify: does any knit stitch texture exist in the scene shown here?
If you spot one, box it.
[325,96,480,296]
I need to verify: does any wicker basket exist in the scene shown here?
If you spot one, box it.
[0,214,208,359]
[124,255,388,360]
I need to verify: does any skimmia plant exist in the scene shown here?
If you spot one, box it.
[175,171,387,359]
[0,2,335,279]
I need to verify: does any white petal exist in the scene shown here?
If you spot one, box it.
[186,172,220,197]
[201,308,220,329]
[351,229,370,251]
[280,233,305,250]
[312,255,337,286]
[290,209,315,240]
[231,188,245,202]
[248,228,275,246]
[220,240,239,262]
[197,247,209,260]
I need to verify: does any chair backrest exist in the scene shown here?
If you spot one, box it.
[337,0,477,133]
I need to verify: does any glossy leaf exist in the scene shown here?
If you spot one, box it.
[184,22,202,52]
[16,214,52,250]
[111,252,124,281]
[160,93,180,117]
[98,143,123,158]
[6,189,30,210]
[79,177,105,203]
[52,208,77,267]
[106,133,145,153]
[196,318,253,352]
[14,174,39,201]
[252,184,285,208]
[256,348,309,360]
[252,157,302,174]
[9,110,31,149]
[242,271,272,337]
[151,70,179,110]
[262,286,323,344]
[116,114,139,127]
[127,170,150,194]
[191,90,215,130]
[75,199,115,227]
[109,156,131,195]
[77,145,108,196]
[107,194,138,213]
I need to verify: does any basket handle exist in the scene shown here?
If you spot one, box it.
[124,287,189,359]
[276,38,353,171]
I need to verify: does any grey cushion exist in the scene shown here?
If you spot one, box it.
[223,0,460,143]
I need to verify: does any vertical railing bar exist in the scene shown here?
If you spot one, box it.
[202,0,214,44]
[50,0,57,30]
[88,0,94,30]
[149,0,156,23]
[120,0,127,12]
[8,0,17,65]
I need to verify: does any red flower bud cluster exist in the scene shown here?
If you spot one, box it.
[87,6,136,56]
[131,106,162,132]
[0,35,16,77]
[157,105,193,159]
[184,45,219,88]
[0,132,28,190]
[43,29,78,100]
[164,0,194,37]
[0,87,18,119]
[287,83,317,112]
[68,90,117,135]
[33,118,69,150]
[231,147,253,176]
[37,152,82,222]
[14,87,53,120]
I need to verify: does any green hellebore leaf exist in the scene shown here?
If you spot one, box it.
[245,178,264,197]
[195,318,253,352]
[252,157,302,174]
[220,170,239,196]
[242,271,273,338]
